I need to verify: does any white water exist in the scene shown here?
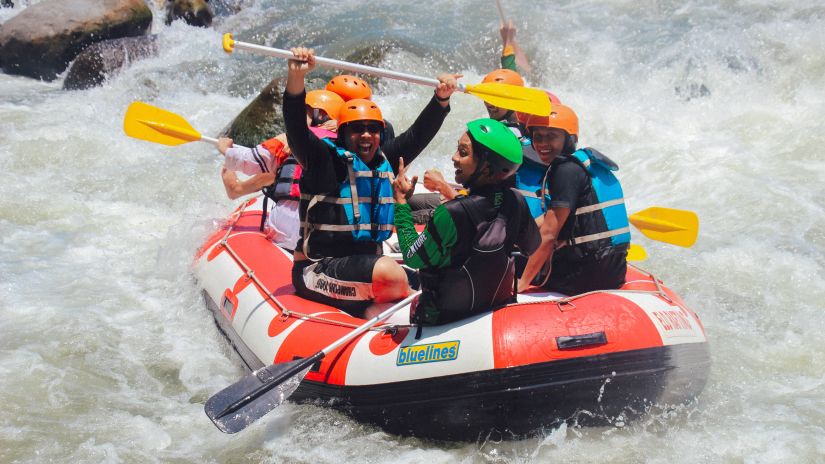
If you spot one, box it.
[2,0,824,462]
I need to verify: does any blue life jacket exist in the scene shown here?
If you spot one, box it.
[560,148,630,254]
[506,126,552,219]
[514,155,551,219]
[300,139,395,258]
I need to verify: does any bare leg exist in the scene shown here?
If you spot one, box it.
[371,256,412,303]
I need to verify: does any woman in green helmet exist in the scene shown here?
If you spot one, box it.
[392,118,540,325]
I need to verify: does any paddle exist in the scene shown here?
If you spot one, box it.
[221,33,551,116]
[205,290,421,434]
[629,207,698,248]
[627,243,648,261]
[494,0,532,73]
[123,101,247,149]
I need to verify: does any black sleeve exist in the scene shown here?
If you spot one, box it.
[283,91,340,193]
[508,190,540,256]
[548,161,588,210]
[381,95,450,173]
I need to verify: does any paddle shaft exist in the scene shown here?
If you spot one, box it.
[229,39,465,92]
[212,290,421,419]
[495,0,507,22]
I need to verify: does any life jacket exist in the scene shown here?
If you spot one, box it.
[555,148,631,257]
[299,138,395,259]
[413,188,528,325]
[514,154,551,219]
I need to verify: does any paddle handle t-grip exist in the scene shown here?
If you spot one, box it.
[222,33,467,92]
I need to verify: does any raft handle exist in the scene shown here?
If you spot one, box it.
[556,331,607,350]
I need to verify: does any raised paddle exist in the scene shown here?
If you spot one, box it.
[123,101,247,149]
[629,207,699,248]
[221,33,551,117]
[205,290,421,434]
[494,0,532,73]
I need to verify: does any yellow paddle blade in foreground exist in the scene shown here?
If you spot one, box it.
[629,207,699,248]
[627,243,648,262]
[124,101,203,146]
[464,82,551,116]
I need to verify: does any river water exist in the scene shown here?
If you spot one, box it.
[1,0,824,462]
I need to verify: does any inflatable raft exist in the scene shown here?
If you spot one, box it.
[194,196,710,440]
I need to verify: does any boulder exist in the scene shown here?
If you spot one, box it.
[1,1,13,8]
[0,0,152,81]
[165,0,212,27]
[207,0,244,17]
[63,35,158,90]
[221,78,284,148]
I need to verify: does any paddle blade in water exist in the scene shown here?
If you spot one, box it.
[463,82,551,116]
[629,207,699,248]
[204,356,317,433]
[627,243,648,261]
[123,101,202,146]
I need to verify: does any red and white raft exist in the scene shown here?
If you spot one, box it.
[193,197,710,440]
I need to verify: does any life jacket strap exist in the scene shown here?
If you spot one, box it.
[299,194,394,205]
[344,152,361,222]
[300,222,395,232]
[575,198,625,215]
[565,226,631,247]
[354,171,395,179]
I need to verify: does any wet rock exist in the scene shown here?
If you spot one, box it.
[222,78,285,147]
[0,0,152,81]
[165,0,213,27]
[63,35,158,90]
[207,0,245,17]
[342,40,399,88]
[1,1,13,9]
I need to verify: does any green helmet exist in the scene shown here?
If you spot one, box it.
[466,118,522,177]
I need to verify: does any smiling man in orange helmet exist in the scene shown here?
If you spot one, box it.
[518,104,631,296]
[283,46,460,314]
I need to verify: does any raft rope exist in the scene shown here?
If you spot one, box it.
[216,197,679,329]
[216,198,392,331]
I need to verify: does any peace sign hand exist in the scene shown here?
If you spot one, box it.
[392,157,418,204]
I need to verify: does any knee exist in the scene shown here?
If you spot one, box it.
[372,257,410,301]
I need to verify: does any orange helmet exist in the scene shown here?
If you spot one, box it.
[516,90,562,124]
[305,90,345,120]
[337,99,385,128]
[325,75,372,101]
[482,68,524,87]
[524,104,579,136]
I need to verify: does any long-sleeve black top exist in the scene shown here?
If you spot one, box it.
[283,90,450,195]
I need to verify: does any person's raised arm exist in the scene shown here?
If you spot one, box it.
[382,73,460,172]
[282,47,328,170]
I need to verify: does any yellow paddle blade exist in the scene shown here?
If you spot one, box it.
[463,82,551,116]
[627,243,648,262]
[123,101,203,146]
[629,207,699,248]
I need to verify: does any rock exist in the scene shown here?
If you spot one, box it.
[222,78,284,148]
[207,0,245,17]
[1,1,13,9]
[0,0,152,81]
[63,35,157,90]
[165,0,212,27]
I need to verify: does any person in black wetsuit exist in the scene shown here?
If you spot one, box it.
[282,46,460,314]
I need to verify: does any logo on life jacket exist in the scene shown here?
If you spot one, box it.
[396,341,460,366]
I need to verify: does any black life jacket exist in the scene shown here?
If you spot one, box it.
[414,188,529,325]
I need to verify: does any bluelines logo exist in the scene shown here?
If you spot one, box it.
[397,341,460,366]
